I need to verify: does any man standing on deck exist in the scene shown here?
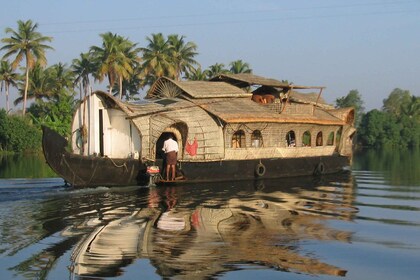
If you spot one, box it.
[162,135,179,181]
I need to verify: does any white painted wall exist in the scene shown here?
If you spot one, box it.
[106,109,141,158]
[71,93,141,158]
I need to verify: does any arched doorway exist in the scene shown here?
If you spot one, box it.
[155,132,178,160]
[154,122,187,160]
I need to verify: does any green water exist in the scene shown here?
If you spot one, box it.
[0,153,57,179]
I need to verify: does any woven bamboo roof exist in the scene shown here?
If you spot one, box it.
[210,73,326,90]
[146,77,250,99]
[210,73,288,88]
[289,91,334,109]
[327,107,355,123]
[93,90,344,125]
[251,87,331,108]
[92,68,345,127]
[192,98,345,125]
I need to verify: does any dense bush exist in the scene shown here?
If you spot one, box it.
[0,109,42,153]
[28,94,75,139]
[357,108,419,148]
[337,88,419,149]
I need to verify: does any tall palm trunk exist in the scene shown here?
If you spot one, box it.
[23,63,30,116]
[119,76,123,99]
[5,82,10,113]
[108,72,115,95]
[79,83,83,101]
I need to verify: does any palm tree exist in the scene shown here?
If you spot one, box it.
[1,19,53,115]
[14,63,54,106]
[140,33,175,85]
[206,63,228,79]
[90,32,139,98]
[114,38,140,99]
[90,32,119,95]
[115,62,144,100]
[72,52,96,101]
[167,34,199,80]
[0,60,20,113]
[229,59,252,74]
[185,66,209,81]
[49,63,75,101]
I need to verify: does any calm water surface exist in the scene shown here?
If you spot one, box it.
[0,149,419,280]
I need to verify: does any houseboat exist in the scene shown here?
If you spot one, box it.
[42,73,356,187]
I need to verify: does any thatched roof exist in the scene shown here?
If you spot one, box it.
[146,77,250,99]
[210,73,288,88]
[192,98,345,125]
[92,71,344,126]
[327,107,355,124]
[210,73,326,90]
[251,87,332,108]
[93,88,344,126]
[289,91,334,109]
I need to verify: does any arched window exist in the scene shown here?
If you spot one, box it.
[302,131,311,147]
[286,131,296,147]
[251,130,263,147]
[316,132,323,146]
[232,130,245,148]
[327,132,334,146]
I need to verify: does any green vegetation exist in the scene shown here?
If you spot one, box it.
[337,89,419,149]
[1,19,53,116]
[0,109,41,152]
[0,60,20,112]
[335,89,364,127]
[0,19,418,153]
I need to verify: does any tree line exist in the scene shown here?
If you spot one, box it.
[0,20,252,116]
[0,19,418,153]
[335,89,419,149]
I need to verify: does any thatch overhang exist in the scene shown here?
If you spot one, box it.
[210,73,326,90]
[192,98,346,125]
[90,91,193,123]
[90,90,196,119]
[327,107,355,125]
[125,98,217,121]
[93,91,143,117]
[210,73,288,88]
[146,77,250,99]
[289,91,333,109]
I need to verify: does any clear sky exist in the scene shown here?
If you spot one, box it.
[1,0,419,111]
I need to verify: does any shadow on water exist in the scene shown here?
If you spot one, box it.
[0,172,358,279]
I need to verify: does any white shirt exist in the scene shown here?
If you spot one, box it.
[162,138,179,153]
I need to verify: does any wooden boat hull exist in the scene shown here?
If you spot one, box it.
[43,126,351,187]
[42,126,149,187]
[174,156,350,183]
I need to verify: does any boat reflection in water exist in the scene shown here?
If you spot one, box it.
[65,172,357,278]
